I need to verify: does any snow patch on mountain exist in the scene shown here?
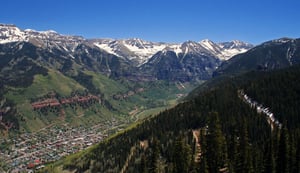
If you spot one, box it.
[218,40,253,60]
[200,39,216,51]
[221,48,248,59]
[94,42,120,57]
[122,39,166,58]
[169,45,182,56]
[0,24,84,51]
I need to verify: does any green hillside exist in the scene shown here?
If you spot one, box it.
[4,69,104,132]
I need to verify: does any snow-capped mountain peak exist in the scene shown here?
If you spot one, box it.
[200,39,216,45]
[0,24,27,44]
[0,24,254,65]
[199,39,223,57]
[219,40,253,50]
[124,38,148,48]
[200,39,218,49]
[181,40,211,55]
[217,40,253,60]
[93,38,168,65]
[0,24,84,45]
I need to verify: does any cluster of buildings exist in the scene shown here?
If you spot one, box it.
[0,119,122,172]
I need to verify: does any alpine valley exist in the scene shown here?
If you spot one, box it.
[0,24,253,171]
[1,23,300,173]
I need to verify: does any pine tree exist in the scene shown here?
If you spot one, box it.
[235,118,253,173]
[228,133,238,173]
[149,138,160,173]
[173,136,192,173]
[276,124,289,173]
[206,112,228,173]
[289,134,297,173]
[199,129,209,173]
[263,138,275,173]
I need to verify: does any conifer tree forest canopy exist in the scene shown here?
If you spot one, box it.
[54,66,300,173]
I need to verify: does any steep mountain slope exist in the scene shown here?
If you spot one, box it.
[138,40,253,81]
[140,41,221,81]
[46,65,300,173]
[214,38,300,76]
[201,39,253,60]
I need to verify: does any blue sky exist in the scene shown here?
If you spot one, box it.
[1,0,299,44]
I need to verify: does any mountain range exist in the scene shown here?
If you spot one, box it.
[92,38,252,65]
[0,24,253,81]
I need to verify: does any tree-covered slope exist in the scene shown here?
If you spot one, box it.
[46,66,300,173]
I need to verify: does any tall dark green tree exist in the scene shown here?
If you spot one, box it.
[276,125,289,173]
[206,112,228,173]
[149,138,160,173]
[235,118,253,173]
[227,132,238,173]
[199,129,209,173]
[263,138,275,173]
[288,134,297,173]
[173,136,192,173]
